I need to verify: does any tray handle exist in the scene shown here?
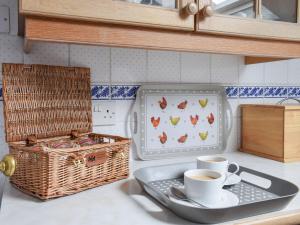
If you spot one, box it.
[223,98,233,148]
[133,112,138,135]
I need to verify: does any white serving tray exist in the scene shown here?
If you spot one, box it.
[132,85,232,160]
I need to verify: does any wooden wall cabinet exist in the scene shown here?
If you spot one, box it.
[196,0,300,41]
[20,0,196,31]
[20,0,300,61]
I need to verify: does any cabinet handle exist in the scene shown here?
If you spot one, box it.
[185,2,198,15]
[203,5,213,17]
[0,155,16,177]
[198,0,214,17]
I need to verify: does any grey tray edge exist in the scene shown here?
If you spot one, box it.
[134,162,299,224]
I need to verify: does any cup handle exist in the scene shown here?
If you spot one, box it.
[228,162,239,174]
[223,162,239,184]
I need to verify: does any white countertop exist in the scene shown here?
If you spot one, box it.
[1,152,300,225]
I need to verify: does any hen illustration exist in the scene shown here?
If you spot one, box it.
[159,132,167,144]
[190,115,199,126]
[159,97,167,110]
[199,98,208,108]
[177,100,188,110]
[170,116,180,126]
[178,134,188,143]
[151,117,160,128]
[207,113,215,125]
[199,131,208,141]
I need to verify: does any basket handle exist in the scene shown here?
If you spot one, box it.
[26,135,37,146]
[70,130,80,140]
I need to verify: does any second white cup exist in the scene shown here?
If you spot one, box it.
[197,155,239,177]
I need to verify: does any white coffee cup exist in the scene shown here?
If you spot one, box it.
[197,155,239,177]
[184,169,225,206]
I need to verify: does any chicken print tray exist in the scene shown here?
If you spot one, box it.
[132,85,232,160]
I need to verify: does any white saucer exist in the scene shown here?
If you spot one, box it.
[224,173,241,186]
[169,187,239,209]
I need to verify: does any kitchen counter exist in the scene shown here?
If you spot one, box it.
[1,152,300,225]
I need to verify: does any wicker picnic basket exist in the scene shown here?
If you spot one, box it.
[2,63,130,200]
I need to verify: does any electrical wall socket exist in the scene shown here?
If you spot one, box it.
[92,100,116,126]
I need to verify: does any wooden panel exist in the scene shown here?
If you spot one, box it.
[197,13,300,41]
[24,17,300,58]
[284,110,300,159]
[241,106,284,158]
[236,209,300,225]
[20,0,194,30]
[245,57,288,65]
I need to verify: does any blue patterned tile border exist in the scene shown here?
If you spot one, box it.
[225,86,238,98]
[0,85,300,101]
[288,87,300,98]
[264,87,288,98]
[239,86,264,98]
[91,85,110,100]
[111,85,140,100]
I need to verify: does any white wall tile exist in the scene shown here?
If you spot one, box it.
[24,42,69,66]
[288,58,300,85]
[224,118,238,152]
[264,60,288,85]
[111,48,146,83]
[148,50,180,82]
[93,122,131,138]
[0,0,18,35]
[211,54,239,84]
[239,58,264,85]
[0,34,23,78]
[114,100,135,123]
[70,45,110,83]
[181,52,210,83]
[263,98,284,104]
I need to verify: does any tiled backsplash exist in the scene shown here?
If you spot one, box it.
[1,0,300,159]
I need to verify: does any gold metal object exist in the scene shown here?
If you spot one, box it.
[185,2,198,15]
[0,154,16,177]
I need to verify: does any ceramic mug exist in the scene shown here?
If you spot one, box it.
[196,155,239,177]
[184,169,225,206]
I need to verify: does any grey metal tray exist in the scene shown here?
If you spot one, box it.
[134,162,299,224]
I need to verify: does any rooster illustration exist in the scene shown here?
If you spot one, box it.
[199,98,208,108]
[170,116,180,126]
[178,134,188,143]
[159,97,167,110]
[159,132,167,144]
[190,115,199,126]
[151,117,160,128]
[207,113,215,125]
[199,131,208,141]
[177,100,188,110]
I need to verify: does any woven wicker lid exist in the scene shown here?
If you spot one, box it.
[2,64,92,142]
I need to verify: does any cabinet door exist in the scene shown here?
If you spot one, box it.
[20,0,196,30]
[196,0,300,41]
